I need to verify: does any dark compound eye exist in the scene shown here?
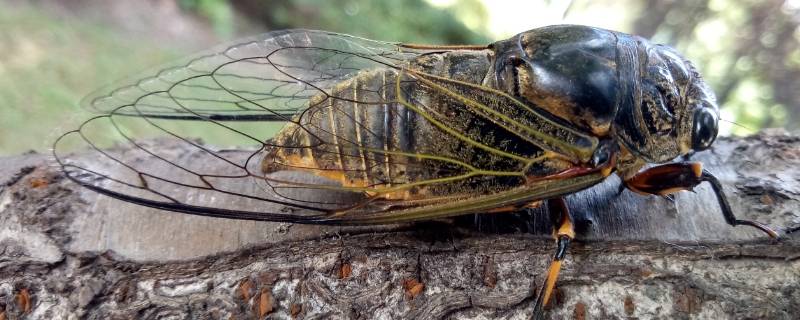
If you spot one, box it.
[691,107,718,151]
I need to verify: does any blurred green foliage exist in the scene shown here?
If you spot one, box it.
[179,0,235,37]
[0,0,488,155]
[0,4,179,155]
[0,0,797,155]
[626,0,799,135]
[178,0,490,43]
[232,0,490,44]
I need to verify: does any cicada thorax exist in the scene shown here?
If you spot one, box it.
[489,25,711,169]
[487,26,622,138]
[261,50,575,205]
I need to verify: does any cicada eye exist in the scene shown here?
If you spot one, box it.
[691,107,719,151]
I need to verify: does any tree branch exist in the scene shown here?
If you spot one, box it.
[1,131,798,319]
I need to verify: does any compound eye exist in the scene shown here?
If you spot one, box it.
[691,107,719,151]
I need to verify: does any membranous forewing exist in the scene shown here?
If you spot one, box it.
[54,29,602,225]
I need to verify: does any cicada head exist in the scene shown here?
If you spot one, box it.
[628,43,720,162]
[662,46,720,154]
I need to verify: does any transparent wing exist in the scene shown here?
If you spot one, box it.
[81,29,417,120]
[54,30,582,225]
[54,30,473,224]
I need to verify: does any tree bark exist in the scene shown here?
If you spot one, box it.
[1,131,798,319]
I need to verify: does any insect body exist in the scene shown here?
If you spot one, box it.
[263,48,604,224]
[54,25,778,318]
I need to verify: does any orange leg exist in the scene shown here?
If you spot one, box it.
[532,198,575,319]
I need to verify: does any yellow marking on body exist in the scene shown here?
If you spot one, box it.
[379,191,477,205]
[283,153,319,169]
[522,153,556,172]
[270,81,533,195]
[405,69,599,162]
[264,68,597,202]
[267,169,518,195]
[276,144,524,194]
[317,170,349,184]
[328,169,609,224]
[280,153,379,190]
[394,71,530,163]
[345,178,372,188]
[270,146,524,195]
[282,154,329,177]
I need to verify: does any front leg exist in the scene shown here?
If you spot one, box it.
[624,162,780,238]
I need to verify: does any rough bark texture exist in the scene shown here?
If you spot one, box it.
[1,131,799,319]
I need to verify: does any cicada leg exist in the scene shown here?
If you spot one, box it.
[532,197,575,319]
[624,162,780,238]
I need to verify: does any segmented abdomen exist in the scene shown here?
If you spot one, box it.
[263,68,414,189]
[262,50,546,198]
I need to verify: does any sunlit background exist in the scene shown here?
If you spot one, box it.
[1,0,798,155]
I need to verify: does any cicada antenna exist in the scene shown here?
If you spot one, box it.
[561,0,576,20]
[719,118,753,132]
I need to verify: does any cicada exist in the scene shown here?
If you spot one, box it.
[53,25,779,318]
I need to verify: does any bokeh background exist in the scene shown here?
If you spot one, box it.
[1,0,798,155]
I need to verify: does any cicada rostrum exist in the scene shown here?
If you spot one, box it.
[53,25,779,318]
